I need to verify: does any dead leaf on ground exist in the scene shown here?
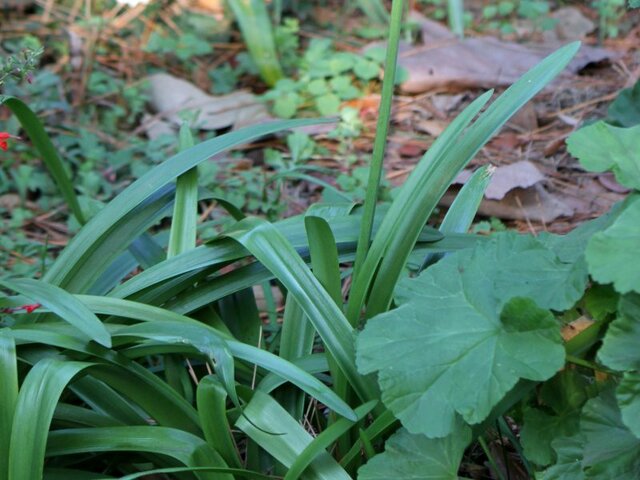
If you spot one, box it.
[455,161,546,200]
[414,119,447,136]
[442,182,574,223]
[597,172,631,193]
[543,7,596,43]
[378,14,616,94]
[488,132,525,151]
[561,316,595,342]
[145,73,271,134]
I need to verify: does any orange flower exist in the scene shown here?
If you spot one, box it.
[0,132,10,151]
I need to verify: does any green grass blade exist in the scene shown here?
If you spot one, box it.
[420,164,493,270]
[44,468,116,479]
[7,323,203,434]
[224,217,378,404]
[166,126,203,409]
[45,426,232,480]
[356,0,389,24]
[116,467,272,480]
[277,294,315,419]
[438,165,493,234]
[44,118,328,291]
[258,354,328,393]
[339,408,398,469]
[70,376,148,426]
[364,42,582,318]
[448,0,465,37]
[305,216,343,305]
[304,215,349,433]
[112,318,355,421]
[352,0,404,297]
[111,208,441,301]
[8,359,91,480]
[0,332,18,480]
[217,288,262,345]
[284,400,377,480]
[63,294,346,419]
[53,403,124,428]
[129,233,166,270]
[87,363,204,435]
[53,184,175,295]
[227,0,283,86]
[236,390,351,479]
[168,124,198,258]
[346,91,492,322]
[197,375,242,468]
[1,278,111,348]
[0,96,85,224]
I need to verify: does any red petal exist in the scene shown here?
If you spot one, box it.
[23,303,42,313]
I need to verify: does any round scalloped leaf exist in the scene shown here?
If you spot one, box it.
[618,372,640,439]
[607,80,640,127]
[566,121,640,190]
[521,407,580,466]
[586,196,640,294]
[543,434,585,480]
[580,389,640,478]
[358,427,471,480]
[357,233,579,438]
[398,232,588,312]
[358,296,564,438]
[599,293,640,371]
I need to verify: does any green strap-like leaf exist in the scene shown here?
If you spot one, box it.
[1,278,111,348]
[43,118,328,291]
[227,0,284,86]
[284,400,377,480]
[0,332,18,480]
[420,164,493,270]
[8,359,92,480]
[0,96,85,224]
[168,123,198,258]
[224,217,378,404]
[236,390,351,479]
[360,42,582,319]
[46,426,232,480]
[197,376,242,468]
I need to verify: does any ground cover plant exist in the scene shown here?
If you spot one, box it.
[2,1,640,479]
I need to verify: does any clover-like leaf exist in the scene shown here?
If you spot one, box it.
[358,427,471,480]
[586,196,640,294]
[566,121,640,190]
[581,389,640,478]
[357,233,569,438]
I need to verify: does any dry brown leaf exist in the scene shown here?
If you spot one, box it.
[414,119,447,137]
[380,15,615,94]
[146,73,271,132]
[561,316,595,342]
[455,161,546,200]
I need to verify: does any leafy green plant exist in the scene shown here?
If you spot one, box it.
[594,0,627,39]
[5,2,638,478]
[262,39,405,118]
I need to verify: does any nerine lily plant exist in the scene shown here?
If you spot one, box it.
[4,0,635,478]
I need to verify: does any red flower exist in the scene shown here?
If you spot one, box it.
[0,303,42,314]
[23,303,42,313]
[0,132,10,151]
